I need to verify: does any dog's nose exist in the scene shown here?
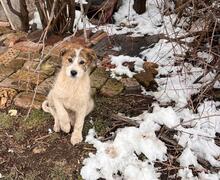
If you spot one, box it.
[70,70,77,77]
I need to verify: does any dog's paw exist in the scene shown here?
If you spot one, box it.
[53,124,61,132]
[60,123,71,133]
[70,135,83,145]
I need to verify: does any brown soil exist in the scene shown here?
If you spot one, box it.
[0,93,154,179]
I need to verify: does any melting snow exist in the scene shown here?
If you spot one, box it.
[81,0,220,179]
[110,55,144,79]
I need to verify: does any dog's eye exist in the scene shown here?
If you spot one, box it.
[68,58,73,63]
[79,60,85,65]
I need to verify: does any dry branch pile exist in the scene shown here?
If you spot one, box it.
[35,0,75,34]
[167,0,220,108]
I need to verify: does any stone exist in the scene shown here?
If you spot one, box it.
[134,71,152,87]
[0,46,8,55]
[143,61,158,77]
[0,26,13,35]
[18,52,41,60]
[14,92,46,109]
[37,76,56,95]
[1,32,26,47]
[120,78,141,93]
[90,67,109,89]
[0,48,20,64]
[134,61,159,91]
[134,71,158,91]
[43,45,60,57]
[100,78,124,97]
[0,87,17,109]
[4,58,25,71]
[0,65,14,81]
[22,60,39,71]
[47,55,61,66]
[0,70,47,91]
[40,60,56,76]
[10,70,47,85]
[0,77,35,91]
[13,40,43,53]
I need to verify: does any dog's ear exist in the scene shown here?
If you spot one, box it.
[83,48,97,62]
[88,49,97,62]
[60,48,68,57]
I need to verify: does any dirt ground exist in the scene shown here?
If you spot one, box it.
[0,93,154,179]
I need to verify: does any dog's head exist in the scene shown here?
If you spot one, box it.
[60,45,96,78]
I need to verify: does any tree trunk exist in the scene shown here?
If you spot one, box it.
[6,0,29,31]
[133,0,146,14]
[19,0,29,31]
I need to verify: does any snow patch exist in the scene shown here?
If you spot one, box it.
[81,121,166,179]
[178,147,199,167]
[81,0,220,179]
[30,11,42,29]
[74,10,95,30]
[110,55,144,79]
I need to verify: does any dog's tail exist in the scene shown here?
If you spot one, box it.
[42,100,51,113]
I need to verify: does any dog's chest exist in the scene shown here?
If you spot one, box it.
[54,73,91,110]
[57,83,91,110]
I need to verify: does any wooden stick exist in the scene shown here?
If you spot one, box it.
[111,114,139,127]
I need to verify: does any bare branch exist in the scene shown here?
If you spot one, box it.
[6,0,22,17]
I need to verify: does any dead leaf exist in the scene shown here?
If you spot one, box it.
[0,88,17,109]
[8,109,17,116]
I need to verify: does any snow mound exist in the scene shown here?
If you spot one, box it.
[81,0,220,179]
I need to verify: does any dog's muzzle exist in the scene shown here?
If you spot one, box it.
[70,70,77,77]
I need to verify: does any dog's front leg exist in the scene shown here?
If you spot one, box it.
[42,100,61,132]
[53,99,71,133]
[70,110,86,145]
[49,107,61,132]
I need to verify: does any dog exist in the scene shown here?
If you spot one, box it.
[42,43,96,145]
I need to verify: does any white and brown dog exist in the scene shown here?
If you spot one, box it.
[42,44,96,145]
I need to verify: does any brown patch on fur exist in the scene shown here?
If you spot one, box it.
[60,43,97,68]
[80,48,97,64]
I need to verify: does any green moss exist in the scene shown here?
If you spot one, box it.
[21,109,51,130]
[0,113,14,129]
[93,118,108,136]
[77,175,83,180]
[82,120,93,137]
[40,61,56,76]
[50,166,70,180]
[47,133,60,143]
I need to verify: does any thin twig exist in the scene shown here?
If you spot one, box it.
[172,114,220,129]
